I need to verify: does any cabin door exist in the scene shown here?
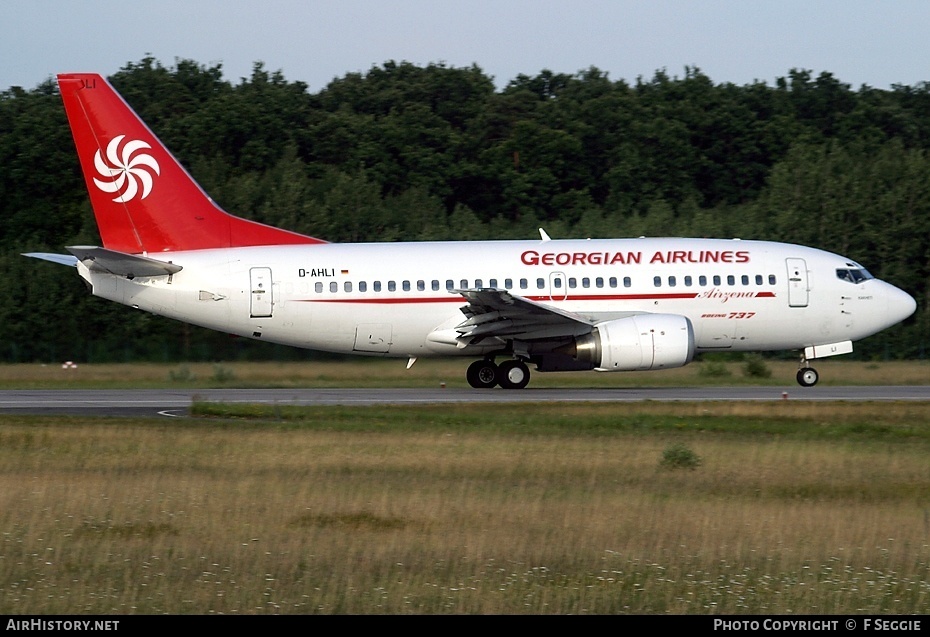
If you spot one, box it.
[786,258,809,308]
[250,267,274,318]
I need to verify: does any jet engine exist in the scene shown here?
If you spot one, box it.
[549,314,695,372]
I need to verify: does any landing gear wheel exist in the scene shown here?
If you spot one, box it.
[797,367,819,387]
[497,360,531,390]
[466,359,499,389]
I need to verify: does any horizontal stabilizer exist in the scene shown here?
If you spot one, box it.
[22,252,80,267]
[65,246,183,278]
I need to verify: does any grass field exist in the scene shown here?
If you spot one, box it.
[1,401,929,614]
[0,358,927,389]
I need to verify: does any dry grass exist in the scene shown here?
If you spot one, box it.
[1,403,929,614]
[0,358,927,389]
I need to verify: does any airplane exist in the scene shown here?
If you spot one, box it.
[25,73,917,389]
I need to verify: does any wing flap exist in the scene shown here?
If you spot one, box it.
[452,288,594,345]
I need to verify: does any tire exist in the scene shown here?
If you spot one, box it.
[796,367,819,387]
[497,360,530,390]
[466,359,498,389]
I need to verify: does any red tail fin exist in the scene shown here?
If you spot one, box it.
[58,73,325,253]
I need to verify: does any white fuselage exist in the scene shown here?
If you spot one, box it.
[77,237,916,362]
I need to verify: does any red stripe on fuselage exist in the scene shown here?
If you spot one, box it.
[294,290,778,304]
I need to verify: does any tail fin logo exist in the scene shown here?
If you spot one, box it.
[92,135,160,202]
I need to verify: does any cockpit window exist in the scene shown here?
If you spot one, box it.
[836,268,874,284]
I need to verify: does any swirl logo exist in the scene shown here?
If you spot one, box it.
[92,135,160,202]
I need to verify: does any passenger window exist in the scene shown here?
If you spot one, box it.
[769,275,776,285]
[344,281,353,293]
[536,278,545,289]
[432,280,440,291]
[374,281,382,292]
[330,282,338,293]
[504,278,513,289]
[741,275,749,286]
[582,277,590,288]
[699,275,707,286]
[568,277,577,288]
[623,277,631,288]
[654,276,661,287]
[553,277,562,289]
[727,275,735,286]
[417,280,425,292]
[755,275,763,285]
[446,279,454,290]
[489,279,498,288]
[713,275,721,286]
[609,277,617,288]
[596,277,604,288]
[475,279,483,288]
[315,282,323,293]
[388,281,396,292]
[460,279,468,289]
[684,276,692,287]
[403,281,411,292]
[668,276,676,288]
[520,279,528,289]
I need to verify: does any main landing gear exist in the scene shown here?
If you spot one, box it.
[466,358,531,389]
[796,354,819,387]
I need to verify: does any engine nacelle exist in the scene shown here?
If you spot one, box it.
[573,314,695,372]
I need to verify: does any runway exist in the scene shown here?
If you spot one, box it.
[1,386,929,417]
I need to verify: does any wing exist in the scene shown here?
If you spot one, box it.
[453,288,595,344]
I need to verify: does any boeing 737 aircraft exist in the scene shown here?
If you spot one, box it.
[25,73,917,389]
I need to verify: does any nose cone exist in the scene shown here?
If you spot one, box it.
[883,282,917,327]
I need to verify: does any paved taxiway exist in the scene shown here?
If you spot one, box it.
[1,386,929,417]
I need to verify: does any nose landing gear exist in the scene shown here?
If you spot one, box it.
[796,367,819,387]
[797,353,819,387]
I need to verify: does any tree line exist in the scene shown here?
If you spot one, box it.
[0,57,927,362]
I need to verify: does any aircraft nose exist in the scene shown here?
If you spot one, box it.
[884,283,917,325]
